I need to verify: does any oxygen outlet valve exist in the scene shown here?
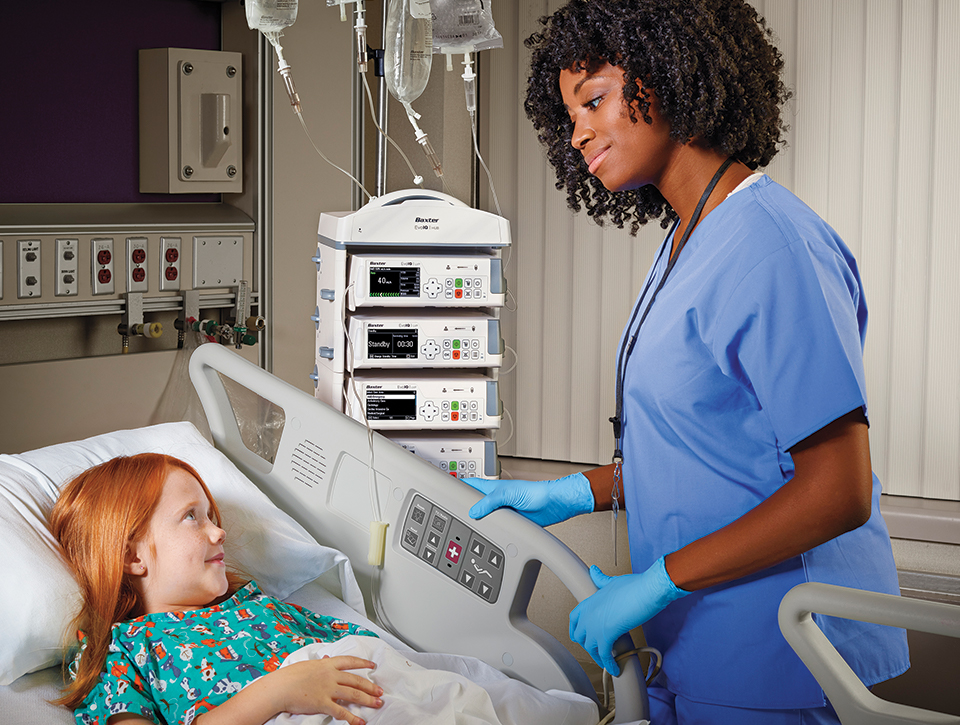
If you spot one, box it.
[118,292,162,353]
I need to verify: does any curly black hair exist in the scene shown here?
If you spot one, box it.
[525,0,791,234]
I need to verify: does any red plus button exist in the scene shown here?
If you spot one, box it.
[445,541,462,564]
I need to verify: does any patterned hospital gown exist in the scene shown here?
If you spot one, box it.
[71,580,378,725]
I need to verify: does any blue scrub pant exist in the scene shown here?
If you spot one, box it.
[648,686,841,725]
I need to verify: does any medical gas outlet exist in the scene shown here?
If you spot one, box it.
[346,254,505,309]
[347,312,502,370]
[345,374,501,431]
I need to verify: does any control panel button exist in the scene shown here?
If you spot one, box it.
[401,495,504,604]
[445,540,463,564]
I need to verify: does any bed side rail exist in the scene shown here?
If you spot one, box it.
[779,582,960,725]
[190,344,648,724]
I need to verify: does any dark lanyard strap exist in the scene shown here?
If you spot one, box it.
[610,157,735,462]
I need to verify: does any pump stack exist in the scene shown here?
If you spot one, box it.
[313,190,509,480]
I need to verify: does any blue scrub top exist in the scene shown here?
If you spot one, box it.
[620,176,909,709]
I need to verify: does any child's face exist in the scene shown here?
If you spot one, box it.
[126,466,229,614]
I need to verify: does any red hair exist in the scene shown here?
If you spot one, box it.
[50,453,245,709]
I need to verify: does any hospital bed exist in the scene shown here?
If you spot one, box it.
[4,344,959,725]
[0,343,649,725]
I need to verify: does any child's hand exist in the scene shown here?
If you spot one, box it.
[275,655,383,725]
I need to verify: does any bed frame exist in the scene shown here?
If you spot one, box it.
[779,582,960,724]
[190,344,649,723]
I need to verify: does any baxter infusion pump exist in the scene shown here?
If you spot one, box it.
[344,373,501,431]
[385,433,500,479]
[347,311,502,370]
[347,255,505,309]
[313,190,509,479]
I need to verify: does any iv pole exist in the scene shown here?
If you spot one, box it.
[374,3,389,197]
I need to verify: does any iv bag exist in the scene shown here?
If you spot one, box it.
[246,0,298,33]
[384,0,433,108]
[431,0,503,54]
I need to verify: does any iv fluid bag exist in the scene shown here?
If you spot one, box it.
[385,0,433,107]
[246,0,298,33]
[431,0,503,54]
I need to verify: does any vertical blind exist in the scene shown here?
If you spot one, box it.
[483,0,960,500]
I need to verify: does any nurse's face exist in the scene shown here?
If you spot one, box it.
[559,61,675,192]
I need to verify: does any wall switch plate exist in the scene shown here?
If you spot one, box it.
[17,239,41,298]
[91,238,115,295]
[193,235,242,289]
[159,236,181,291]
[55,238,79,296]
[126,237,148,292]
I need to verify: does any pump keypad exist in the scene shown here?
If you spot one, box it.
[400,494,504,603]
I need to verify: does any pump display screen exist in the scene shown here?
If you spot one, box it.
[367,329,419,359]
[369,267,420,297]
[366,390,417,420]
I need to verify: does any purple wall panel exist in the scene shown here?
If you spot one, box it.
[0,0,223,203]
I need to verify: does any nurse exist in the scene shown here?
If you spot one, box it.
[466,1,909,722]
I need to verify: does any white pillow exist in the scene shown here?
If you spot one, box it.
[0,421,362,685]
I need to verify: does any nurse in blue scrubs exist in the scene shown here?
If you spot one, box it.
[466,1,909,722]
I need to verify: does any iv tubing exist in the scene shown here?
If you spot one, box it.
[341,283,386,565]
[360,72,424,187]
[262,29,372,200]
[463,53,502,216]
[296,111,372,201]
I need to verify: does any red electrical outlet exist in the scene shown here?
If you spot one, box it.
[126,237,148,293]
[91,238,115,295]
[160,237,182,291]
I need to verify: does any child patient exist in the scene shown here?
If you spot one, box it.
[51,453,384,725]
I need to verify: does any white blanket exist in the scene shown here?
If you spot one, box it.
[266,635,599,725]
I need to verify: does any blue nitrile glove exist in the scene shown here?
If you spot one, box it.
[463,472,595,527]
[569,556,689,676]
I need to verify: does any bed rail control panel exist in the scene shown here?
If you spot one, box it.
[192,344,650,723]
[400,494,504,604]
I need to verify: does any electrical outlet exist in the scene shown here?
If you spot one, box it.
[55,238,79,296]
[91,238,115,295]
[126,237,149,292]
[17,239,41,299]
[159,236,181,291]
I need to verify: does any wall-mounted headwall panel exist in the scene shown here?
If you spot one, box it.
[484,0,960,500]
